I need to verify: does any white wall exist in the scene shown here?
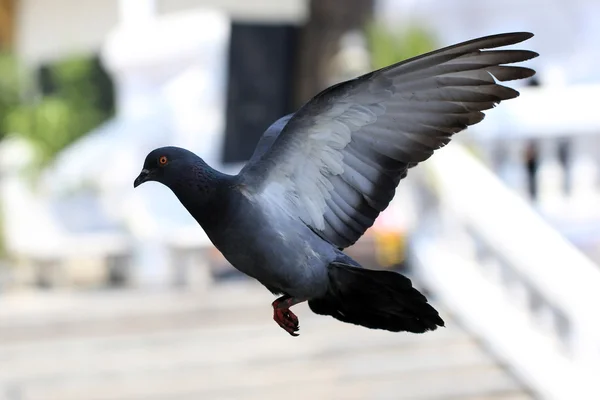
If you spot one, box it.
[157,0,307,23]
[16,0,120,64]
[16,0,307,65]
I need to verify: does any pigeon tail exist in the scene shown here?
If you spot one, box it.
[308,262,444,333]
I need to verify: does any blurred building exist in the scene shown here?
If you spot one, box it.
[1,0,599,286]
[12,0,304,62]
[1,0,600,286]
[0,0,307,288]
[1,0,383,289]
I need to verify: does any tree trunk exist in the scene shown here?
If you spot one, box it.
[293,0,374,107]
[0,0,16,50]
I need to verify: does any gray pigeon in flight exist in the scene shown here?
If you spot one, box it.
[134,32,537,336]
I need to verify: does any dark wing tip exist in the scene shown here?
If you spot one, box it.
[512,50,539,63]
[510,31,534,41]
[496,66,538,82]
[467,31,535,51]
[502,85,521,100]
[513,50,539,61]
[491,31,534,44]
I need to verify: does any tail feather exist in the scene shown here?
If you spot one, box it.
[308,262,444,333]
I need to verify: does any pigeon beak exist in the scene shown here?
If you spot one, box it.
[134,169,151,188]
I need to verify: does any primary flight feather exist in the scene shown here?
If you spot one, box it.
[134,32,538,336]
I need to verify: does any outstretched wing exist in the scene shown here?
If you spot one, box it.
[241,32,538,248]
[248,114,294,162]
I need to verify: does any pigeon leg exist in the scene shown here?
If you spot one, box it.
[272,295,304,337]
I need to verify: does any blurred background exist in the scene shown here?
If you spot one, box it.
[0,0,599,399]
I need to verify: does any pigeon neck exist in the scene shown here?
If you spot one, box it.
[172,163,235,230]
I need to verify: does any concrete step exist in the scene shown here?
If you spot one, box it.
[15,364,523,400]
[0,281,532,400]
[0,328,475,381]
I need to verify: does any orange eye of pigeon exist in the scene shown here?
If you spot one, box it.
[158,156,168,166]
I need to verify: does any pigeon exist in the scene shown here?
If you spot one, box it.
[134,32,538,336]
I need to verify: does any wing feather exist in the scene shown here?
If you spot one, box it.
[241,32,538,248]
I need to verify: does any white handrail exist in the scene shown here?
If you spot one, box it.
[470,84,600,140]
[411,143,600,399]
[427,144,600,318]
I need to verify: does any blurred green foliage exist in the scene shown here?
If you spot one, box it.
[0,52,21,139]
[366,23,437,69]
[0,53,114,168]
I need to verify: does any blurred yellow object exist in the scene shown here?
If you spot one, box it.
[373,230,406,267]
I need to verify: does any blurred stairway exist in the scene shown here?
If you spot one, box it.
[0,281,532,400]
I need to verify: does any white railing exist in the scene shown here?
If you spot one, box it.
[408,143,600,400]
[464,84,600,253]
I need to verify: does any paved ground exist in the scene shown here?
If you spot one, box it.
[0,281,533,400]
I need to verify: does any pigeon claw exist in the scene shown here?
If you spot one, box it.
[273,308,300,337]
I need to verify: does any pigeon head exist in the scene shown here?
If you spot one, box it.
[133,146,205,190]
[134,146,234,227]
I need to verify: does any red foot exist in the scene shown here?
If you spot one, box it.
[273,308,300,336]
[272,297,300,337]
